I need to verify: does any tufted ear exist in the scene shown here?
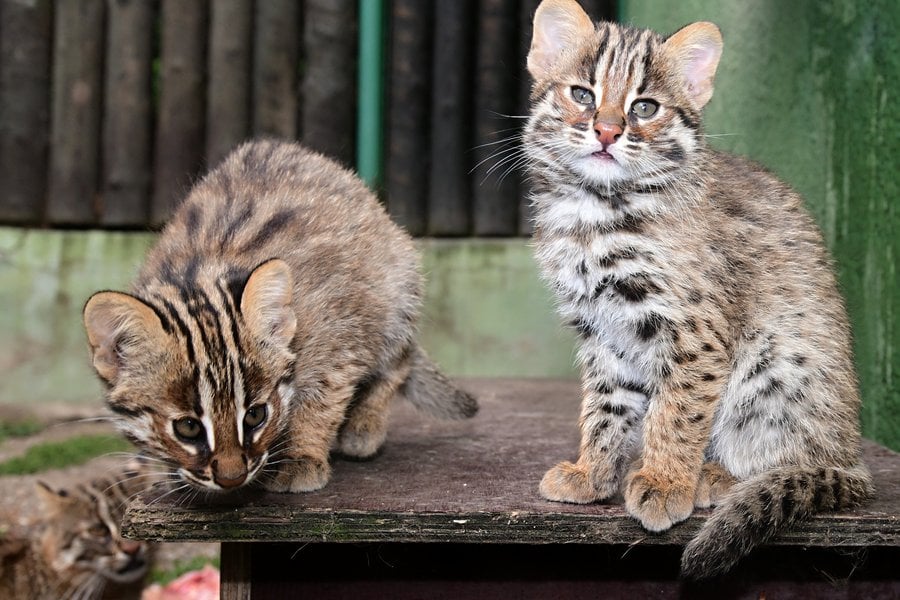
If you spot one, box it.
[241,259,296,349]
[663,22,723,109]
[83,292,169,385]
[528,0,595,81]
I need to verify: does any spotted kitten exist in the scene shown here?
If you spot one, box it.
[523,0,872,578]
[0,467,154,599]
[83,140,476,495]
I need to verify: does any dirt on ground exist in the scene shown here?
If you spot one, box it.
[0,403,218,576]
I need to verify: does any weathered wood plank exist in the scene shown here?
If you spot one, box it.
[472,0,520,236]
[101,0,155,227]
[252,0,301,140]
[152,0,208,226]
[124,379,900,547]
[0,0,52,225]
[385,0,433,234]
[220,542,252,600]
[427,0,475,236]
[206,0,253,166]
[46,0,105,225]
[301,0,357,167]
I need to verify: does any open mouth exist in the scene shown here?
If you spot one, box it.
[591,150,616,161]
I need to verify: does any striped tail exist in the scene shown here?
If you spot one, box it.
[401,345,478,419]
[681,464,874,579]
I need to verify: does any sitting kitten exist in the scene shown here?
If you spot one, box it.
[523,0,872,578]
[83,140,476,494]
[0,467,154,599]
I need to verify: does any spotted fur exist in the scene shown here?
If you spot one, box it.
[0,465,154,599]
[83,140,476,495]
[524,0,872,578]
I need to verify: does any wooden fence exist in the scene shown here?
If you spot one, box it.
[0,0,614,235]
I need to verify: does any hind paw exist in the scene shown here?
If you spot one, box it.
[624,469,695,531]
[694,462,736,509]
[539,461,617,504]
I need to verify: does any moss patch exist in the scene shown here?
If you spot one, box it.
[149,555,220,586]
[0,419,44,443]
[0,435,131,475]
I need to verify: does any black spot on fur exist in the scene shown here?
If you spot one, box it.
[636,312,666,340]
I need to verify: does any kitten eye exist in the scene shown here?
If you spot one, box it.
[88,524,110,538]
[173,417,204,441]
[243,405,267,429]
[570,86,595,106]
[630,99,659,118]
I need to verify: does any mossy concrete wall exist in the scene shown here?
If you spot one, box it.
[0,228,575,408]
[622,0,900,448]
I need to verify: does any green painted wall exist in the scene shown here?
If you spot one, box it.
[0,229,575,409]
[622,0,900,448]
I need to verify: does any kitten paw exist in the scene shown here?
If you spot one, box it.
[624,469,695,531]
[337,428,386,460]
[539,461,616,504]
[694,462,736,509]
[264,457,331,493]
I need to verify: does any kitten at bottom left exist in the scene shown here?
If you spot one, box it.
[0,463,155,600]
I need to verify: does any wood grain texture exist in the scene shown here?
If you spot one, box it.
[206,0,253,166]
[47,0,104,225]
[0,0,52,225]
[102,0,155,226]
[124,379,900,547]
[252,0,301,140]
[152,0,208,226]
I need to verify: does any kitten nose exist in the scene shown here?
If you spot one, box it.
[119,540,142,556]
[212,455,248,489]
[594,121,623,146]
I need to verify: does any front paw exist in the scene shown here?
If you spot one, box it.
[539,461,617,504]
[264,456,331,493]
[624,469,695,532]
[337,427,386,460]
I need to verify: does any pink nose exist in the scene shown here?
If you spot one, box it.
[594,121,623,146]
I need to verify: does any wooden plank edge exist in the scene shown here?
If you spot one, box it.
[122,505,900,547]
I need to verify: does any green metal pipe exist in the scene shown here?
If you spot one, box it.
[356,0,385,190]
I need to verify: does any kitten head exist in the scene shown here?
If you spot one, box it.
[525,0,722,191]
[34,478,152,589]
[83,259,297,493]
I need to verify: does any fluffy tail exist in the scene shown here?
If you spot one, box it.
[681,464,874,579]
[401,345,478,419]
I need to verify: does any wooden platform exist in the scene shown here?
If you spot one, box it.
[124,379,900,598]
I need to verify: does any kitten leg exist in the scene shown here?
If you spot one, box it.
[541,382,644,504]
[337,364,409,459]
[693,462,736,509]
[624,359,725,531]
[265,384,354,493]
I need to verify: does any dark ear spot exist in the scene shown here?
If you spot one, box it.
[83,292,169,385]
[241,259,297,349]
[528,0,595,80]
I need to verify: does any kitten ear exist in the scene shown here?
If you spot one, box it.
[34,481,72,514]
[83,291,169,385]
[241,259,296,349]
[528,0,595,80]
[663,22,723,108]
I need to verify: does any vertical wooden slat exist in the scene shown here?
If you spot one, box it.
[302,0,357,167]
[206,0,253,167]
[46,0,105,226]
[472,0,520,236]
[152,0,208,226]
[427,0,475,236]
[385,0,433,234]
[253,0,301,140]
[220,542,252,600]
[101,0,155,227]
[0,0,52,225]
